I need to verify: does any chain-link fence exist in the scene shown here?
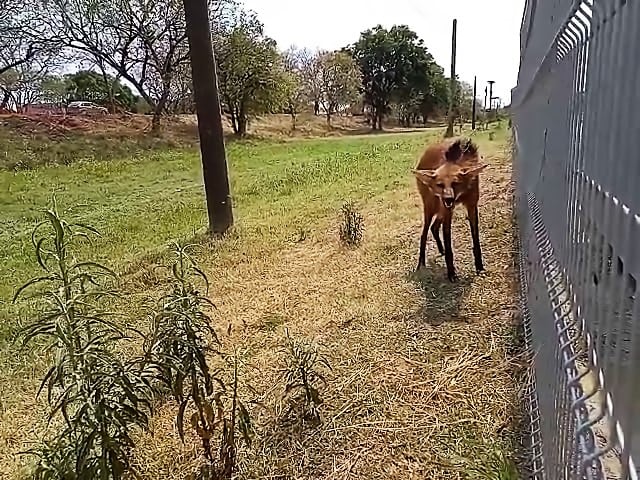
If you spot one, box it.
[511,0,640,478]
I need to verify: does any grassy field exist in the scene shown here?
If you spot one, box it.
[0,123,522,479]
[0,112,405,170]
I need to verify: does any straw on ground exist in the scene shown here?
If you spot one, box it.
[0,125,522,479]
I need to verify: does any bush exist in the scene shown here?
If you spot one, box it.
[15,201,153,479]
[15,209,257,480]
[143,244,253,479]
[339,201,364,247]
[15,211,253,480]
[279,330,332,426]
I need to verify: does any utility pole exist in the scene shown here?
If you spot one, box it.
[472,76,477,130]
[487,80,495,113]
[182,0,233,234]
[445,18,457,138]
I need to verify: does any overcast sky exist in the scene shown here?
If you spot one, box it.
[242,0,525,104]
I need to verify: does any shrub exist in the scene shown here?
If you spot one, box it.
[339,201,364,247]
[15,201,152,479]
[279,329,332,426]
[15,207,256,479]
[144,244,253,479]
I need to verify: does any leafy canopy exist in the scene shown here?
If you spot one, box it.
[214,10,288,135]
[64,70,137,110]
[350,25,447,127]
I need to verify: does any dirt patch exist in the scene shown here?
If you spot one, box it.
[0,112,202,140]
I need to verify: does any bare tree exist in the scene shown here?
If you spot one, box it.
[0,0,61,77]
[317,51,360,126]
[0,6,63,113]
[297,48,323,116]
[165,61,195,114]
[282,46,311,130]
[0,65,49,111]
[45,0,233,131]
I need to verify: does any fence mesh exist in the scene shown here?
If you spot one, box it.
[511,0,640,478]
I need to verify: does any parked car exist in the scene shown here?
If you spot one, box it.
[67,101,108,115]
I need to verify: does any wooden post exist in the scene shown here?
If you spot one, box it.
[472,76,477,130]
[182,0,233,234]
[445,18,457,138]
[488,80,495,113]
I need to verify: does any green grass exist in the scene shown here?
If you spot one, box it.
[0,125,198,171]
[0,131,442,344]
[1,123,519,480]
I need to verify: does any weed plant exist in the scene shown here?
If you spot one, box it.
[279,329,331,426]
[339,201,364,247]
[15,201,152,479]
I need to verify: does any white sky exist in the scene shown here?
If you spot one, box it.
[242,0,525,104]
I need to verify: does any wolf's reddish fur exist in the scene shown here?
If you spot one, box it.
[413,137,487,282]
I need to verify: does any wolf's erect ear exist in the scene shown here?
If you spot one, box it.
[413,169,437,185]
[460,164,488,177]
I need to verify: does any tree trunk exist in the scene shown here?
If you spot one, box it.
[151,107,162,133]
[238,102,248,136]
[151,95,169,133]
[101,70,115,113]
[0,89,10,110]
[326,110,331,127]
[151,77,173,132]
[290,111,297,131]
[229,107,238,134]
[376,107,384,130]
[182,0,233,234]
[314,100,319,116]
[238,116,247,136]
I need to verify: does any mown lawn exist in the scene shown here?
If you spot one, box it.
[0,125,522,479]
[0,131,439,341]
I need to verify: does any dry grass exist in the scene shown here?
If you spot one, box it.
[0,126,522,479]
[0,111,436,142]
[129,133,522,479]
[0,111,444,170]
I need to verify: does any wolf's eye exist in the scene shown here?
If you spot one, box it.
[436,182,445,189]
[451,181,460,188]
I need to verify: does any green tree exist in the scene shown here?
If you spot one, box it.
[350,25,443,130]
[214,11,288,136]
[454,79,481,123]
[64,70,136,111]
[317,51,360,126]
[39,75,69,105]
[422,65,449,122]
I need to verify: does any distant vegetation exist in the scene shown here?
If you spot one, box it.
[1,0,480,134]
